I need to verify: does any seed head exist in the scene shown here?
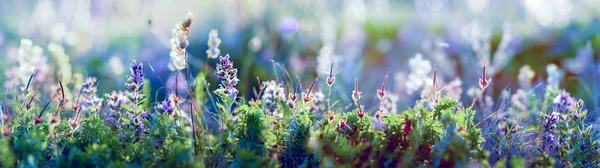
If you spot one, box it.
[479,61,491,89]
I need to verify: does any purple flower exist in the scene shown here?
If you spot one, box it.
[125,60,145,104]
[261,80,285,116]
[553,90,575,113]
[105,92,121,111]
[155,98,176,115]
[373,118,385,131]
[214,54,239,99]
[80,77,102,112]
[543,112,560,131]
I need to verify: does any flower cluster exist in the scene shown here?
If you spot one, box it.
[214,54,239,99]
[4,39,52,89]
[541,112,560,151]
[80,77,102,112]
[306,90,325,113]
[261,80,285,116]
[378,93,398,115]
[169,11,194,70]
[125,60,145,104]
[518,65,535,89]
[405,53,432,95]
[553,90,575,113]
[546,64,564,89]
[155,94,179,115]
[206,29,221,59]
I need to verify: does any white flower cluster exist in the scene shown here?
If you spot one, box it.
[169,12,194,70]
[546,64,564,89]
[262,80,286,115]
[405,53,433,95]
[4,39,52,89]
[518,65,535,89]
[378,93,398,115]
[206,29,221,59]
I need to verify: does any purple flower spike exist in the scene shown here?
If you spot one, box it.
[214,54,239,100]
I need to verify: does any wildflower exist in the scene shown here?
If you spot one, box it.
[206,29,221,59]
[377,72,389,101]
[34,117,44,125]
[351,78,362,105]
[125,60,145,105]
[479,61,491,89]
[105,92,122,111]
[542,131,556,149]
[69,119,79,128]
[261,80,285,115]
[155,95,177,115]
[518,65,535,89]
[139,110,153,121]
[553,90,575,113]
[214,54,239,99]
[170,11,194,70]
[511,89,528,111]
[81,77,102,112]
[373,118,385,131]
[50,117,59,124]
[2,127,10,137]
[326,63,335,87]
[328,112,334,121]
[287,101,294,109]
[403,119,412,136]
[378,93,398,115]
[570,100,584,120]
[233,116,239,124]
[543,112,560,132]
[406,53,433,95]
[220,124,226,133]
[546,64,564,89]
[498,118,520,136]
[357,110,365,118]
[303,77,319,103]
[4,39,52,89]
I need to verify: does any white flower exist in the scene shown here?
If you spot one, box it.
[518,65,535,89]
[546,64,564,89]
[406,53,433,95]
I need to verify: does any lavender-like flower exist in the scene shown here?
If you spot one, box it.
[553,90,575,113]
[105,92,122,111]
[155,96,176,115]
[206,29,221,59]
[81,77,102,112]
[373,117,385,131]
[540,111,560,151]
[214,54,239,99]
[125,60,145,105]
[261,80,285,116]
[169,11,194,70]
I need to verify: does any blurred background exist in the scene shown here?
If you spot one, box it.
[0,0,599,116]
